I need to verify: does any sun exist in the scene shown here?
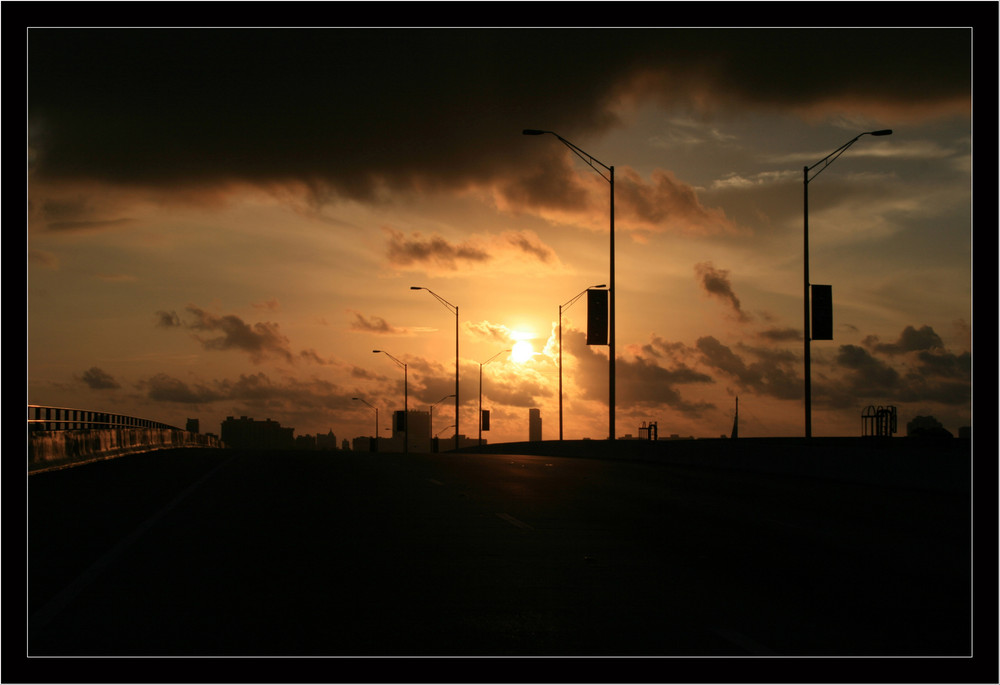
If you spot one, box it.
[511,340,534,363]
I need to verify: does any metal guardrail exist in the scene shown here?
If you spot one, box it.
[27,405,182,432]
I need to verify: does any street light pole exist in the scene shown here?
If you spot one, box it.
[479,349,510,447]
[411,287,460,451]
[802,129,892,438]
[524,129,616,440]
[559,284,606,440]
[351,397,378,452]
[373,350,408,455]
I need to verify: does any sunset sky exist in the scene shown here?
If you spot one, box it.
[27,25,976,444]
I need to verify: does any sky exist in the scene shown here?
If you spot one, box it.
[26,24,977,444]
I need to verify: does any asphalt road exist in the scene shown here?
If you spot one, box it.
[26,446,973,665]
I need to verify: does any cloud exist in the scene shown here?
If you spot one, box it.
[182,305,294,364]
[155,310,181,327]
[834,344,902,393]
[79,367,120,390]
[28,28,969,198]
[617,168,739,236]
[348,310,408,335]
[299,349,334,365]
[138,373,223,404]
[862,325,944,354]
[383,228,560,273]
[695,262,750,322]
[757,327,801,343]
[696,336,801,400]
[136,371,358,418]
[504,230,557,263]
[497,161,739,238]
[253,298,281,311]
[821,322,971,409]
[464,320,516,345]
[565,328,714,413]
[384,228,491,269]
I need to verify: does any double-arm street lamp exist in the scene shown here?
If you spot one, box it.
[351,396,378,451]
[524,129,616,440]
[479,349,510,447]
[373,349,408,455]
[558,284,606,440]
[803,129,892,437]
[411,286,459,451]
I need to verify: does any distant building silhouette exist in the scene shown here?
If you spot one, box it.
[185,418,200,433]
[352,435,376,452]
[221,416,294,450]
[529,408,542,442]
[295,434,316,450]
[316,429,338,450]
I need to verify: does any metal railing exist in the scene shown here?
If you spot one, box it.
[27,405,182,432]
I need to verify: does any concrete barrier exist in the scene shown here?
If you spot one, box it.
[28,428,223,473]
[462,437,972,492]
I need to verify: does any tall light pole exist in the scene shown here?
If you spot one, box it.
[373,349,408,455]
[803,129,892,437]
[479,349,510,447]
[559,284,606,440]
[524,129,616,440]
[411,286,459,451]
[351,397,378,452]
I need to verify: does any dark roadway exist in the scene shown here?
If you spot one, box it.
[22,444,982,679]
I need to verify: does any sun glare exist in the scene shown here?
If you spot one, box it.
[511,340,534,363]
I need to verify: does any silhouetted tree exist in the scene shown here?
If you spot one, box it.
[906,415,953,439]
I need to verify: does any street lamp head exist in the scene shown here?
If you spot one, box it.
[372,349,381,353]
[870,129,893,136]
[594,284,607,289]
[410,286,423,290]
[522,129,547,135]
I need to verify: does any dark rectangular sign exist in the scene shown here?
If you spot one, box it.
[481,409,490,431]
[811,285,833,340]
[587,288,609,345]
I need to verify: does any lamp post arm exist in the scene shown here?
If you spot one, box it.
[806,130,891,183]
[411,286,457,314]
[562,284,606,311]
[523,130,612,182]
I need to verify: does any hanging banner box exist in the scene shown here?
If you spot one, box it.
[811,285,833,340]
[587,288,609,345]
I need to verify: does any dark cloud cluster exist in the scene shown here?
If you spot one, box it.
[28,27,971,200]
[385,229,490,269]
[695,262,750,322]
[185,305,294,364]
[348,310,407,335]
[696,336,801,401]
[158,305,295,364]
[862,325,944,354]
[79,366,120,390]
[384,228,557,271]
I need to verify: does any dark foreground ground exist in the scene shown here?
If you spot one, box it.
[17,438,992,683]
